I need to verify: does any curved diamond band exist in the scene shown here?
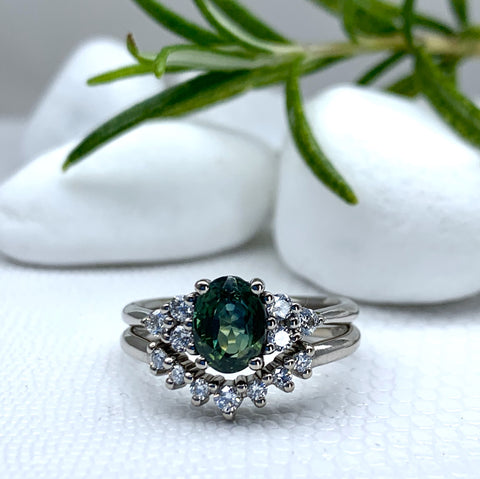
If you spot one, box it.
[121,276,360,420]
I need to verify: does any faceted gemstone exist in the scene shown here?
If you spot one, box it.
[294,351,312,373]
[170,325,192,352]
[299,308,320,336]
[267,326,292,351]
[247,379,268,402]
[169,295,193,322]
[273,366,293,391]
[267,294,292,320]
[193,276,267,373]
[214,386,242,413]
[169,364,185,385]
[144,310,169,337]
[150,348,167,370]
[190,378,209,401]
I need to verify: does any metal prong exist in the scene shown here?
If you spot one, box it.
[253,397,266,408]
[235,376,247,396]
[301,368,312,380]
[163,357,174,370]
[248,357,264,371]
[186,342,197,355]
[160,331,171,343]
[146,342,157,354]
[288,315,301,329]
[163,316,174,327]
[185,292,197,304]
[195,279,210,295]
[261,292,274,306]
[195,356,208,370]
[290,303,302,314]
[305,344,315,357]
[208,382,219,394]
[149,363,162,376]
[262,373,273,386]
[191,396,209,407]
[160,303,170,314]
[184,319,193,331]
[165,376,175,390]
[264,343,275,355]
[266,317,277,331]
[184,371,194,384]
[283,381,295,393]
[250,278,265,296]
[222,411,236,421]
[290,332,302,343]
[284,357,295,370]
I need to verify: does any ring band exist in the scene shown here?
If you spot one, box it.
[121,276,360,419]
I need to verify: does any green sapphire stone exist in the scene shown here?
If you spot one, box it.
[193,276,267,373]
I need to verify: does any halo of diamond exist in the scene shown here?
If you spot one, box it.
[141,280,319,419]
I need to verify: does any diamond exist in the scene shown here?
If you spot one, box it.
[267,326,292,351]
[150,348,167,370]
[214,385,242,413]
[144,310,169,337]
[273,366,293,391]
[169,295,193,322]
[299,308,320,336]
[247,379,268,402]
[294,351,312,374]
[170,325,192,352]
[169,364,185,385]
[190,378,209,401]
[267,294,292,320]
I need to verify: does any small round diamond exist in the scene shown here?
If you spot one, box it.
[299,308,320,336]
[169,295,193,322]
[214,386,242,414]
[294,351,313,374]
[144,310,169,336]
[170,325,192,352]
[247,379,268,401]
[267,326,292,351]
[273,366,293,391]
[190,378,209,401]
[268,294,292,320]
[150,348,167,370]
[169,364,185,385]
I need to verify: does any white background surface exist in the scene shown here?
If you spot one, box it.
[0,121,479,479]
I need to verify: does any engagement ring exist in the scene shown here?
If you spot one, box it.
[121,276,360,420]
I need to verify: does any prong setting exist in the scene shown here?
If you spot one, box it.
[139,276,321,419]
[195,279,211,295]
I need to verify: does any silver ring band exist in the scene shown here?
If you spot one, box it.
[122,296,360,369]
[119,276,361,419]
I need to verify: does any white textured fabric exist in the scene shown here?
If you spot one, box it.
[0,120,479,478]
[0,232,479,478]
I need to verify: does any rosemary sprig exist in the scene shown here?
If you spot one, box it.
[65,0,480,205]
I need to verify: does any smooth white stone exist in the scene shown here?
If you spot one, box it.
[275,84,480,304]
[0,121,275,265]
[165,73,286,151]
[22,37,164,160]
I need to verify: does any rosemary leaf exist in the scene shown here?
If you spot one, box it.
[87,64,154,85]
[402,0,415,48]
[286,63,358,204]
[385,73,419,97]
[357,51,406,85]
[126,34,156,64]
[210,0,290,44]
[153,45,294,78]
[342,0,359,42]
[193,0,295,53]
[450,0,468,28]
[131,0,223,46]
[415,49,480,147]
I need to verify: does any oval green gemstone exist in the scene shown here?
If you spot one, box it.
[193,276,267,373]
